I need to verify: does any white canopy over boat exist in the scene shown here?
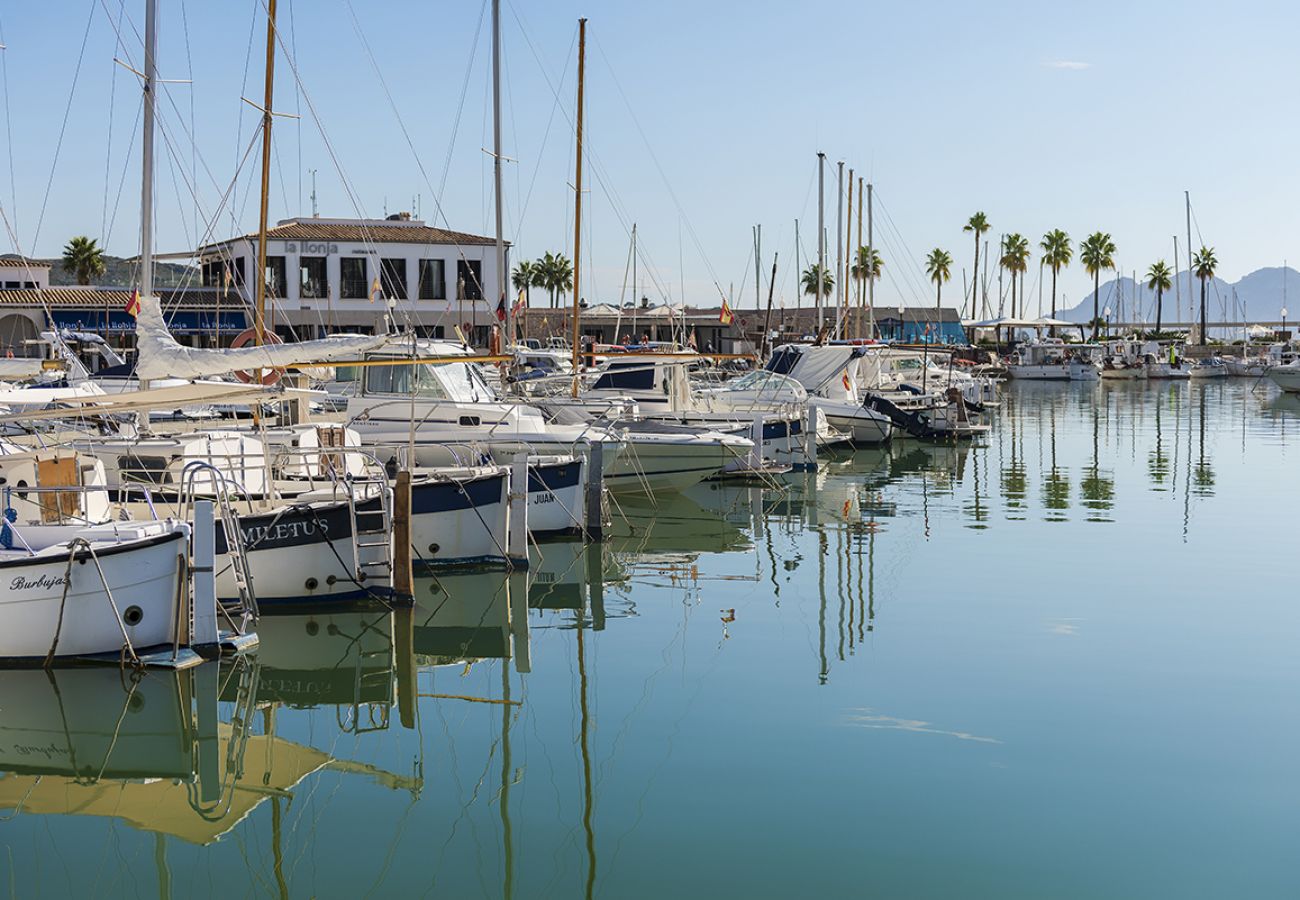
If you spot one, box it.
[134,295,388,381]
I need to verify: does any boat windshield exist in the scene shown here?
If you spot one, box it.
[727,370,797,393]
[363,355,497,402]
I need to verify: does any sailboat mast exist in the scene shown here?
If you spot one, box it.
[794,218,800,319]
[816,153,825,333]
[1172,235,1181,325]
[1185,190,1194,340]
[866,182,874,339]
[254,0,278,347]
[492,0,509,344]
[843,169,853,338]
[569,18,587,395]
[835,160,844,330]
[140,0,157,302]
[855,176,863,340]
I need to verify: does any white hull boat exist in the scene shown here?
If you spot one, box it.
[0,521,189,662]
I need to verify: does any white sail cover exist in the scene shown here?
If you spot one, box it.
[135,295,388,381]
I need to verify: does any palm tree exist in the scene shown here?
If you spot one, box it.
[963,212,990,318]
[1040,229,1072,321]
[850,245,883,292]
[999,233,1030,318]
[1145,260,1173,335]
[548,252,574,308]
[512,259,536,307]
[924,248,953,322]
[61,236,106,286]
[801,264,834,303]
[1080,232,1117,339]
[1192,246,1217,346]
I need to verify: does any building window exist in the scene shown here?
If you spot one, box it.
[380,258,407,301]
[341,257,368,299]
[300,256,328,299]
[418,259,446,300]
[456,260,483,301]
[265,256,287,298]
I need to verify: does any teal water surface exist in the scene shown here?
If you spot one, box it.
[1,380,1296,898]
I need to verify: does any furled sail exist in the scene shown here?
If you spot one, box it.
[134,295,387,381]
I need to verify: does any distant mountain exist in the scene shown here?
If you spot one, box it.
[0,253,196,289]
[1060,266,1299,325]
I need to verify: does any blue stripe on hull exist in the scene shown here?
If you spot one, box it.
[411,473,506,514]
[528,462,581,493]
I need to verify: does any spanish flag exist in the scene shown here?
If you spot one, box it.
[719,297,734,325]
[370,277,382,303]
[842,370,853,392]
[126,289,141,318]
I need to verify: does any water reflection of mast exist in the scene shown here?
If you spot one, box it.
[576,605,596,900]
[817,530,829,684]
[500,662,515,900]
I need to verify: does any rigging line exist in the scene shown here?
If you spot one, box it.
[508,11,683,303]
[338,0,494,313]
[232,0,261,236]
[100,0,129,246]
[289,0,302,216]
[257,6,428,332]
[30,0,98,256]
[179,0,198,249]
[590,36,727,299]
[0,12,16,240]
[101,102,141,256]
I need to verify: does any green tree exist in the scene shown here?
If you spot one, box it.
[512,259,537,307]
[963,212,990,318]
[801,264,834,302]
[1040,229,1072,321]
[1193,246,1218,346]
[850,245,883,292]
[1145,260,1173,335]
[1080,232,1117,339]
[536,251,573,308]
[999,233,1030,318]
[61,236,106,286]
[924,248,953,325]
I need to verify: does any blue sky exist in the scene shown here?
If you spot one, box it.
[2,0,1298,313]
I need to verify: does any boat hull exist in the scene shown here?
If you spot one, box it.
[214,498,392,607]
[409,469,512,568]
[0,528,186,661]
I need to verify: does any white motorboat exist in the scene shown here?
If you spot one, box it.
[342,340,749,494]
[1005,340,1101,381]
[0,444,210,662]
[1267,359,1300,393]
[571,353,829,469]
[757,344,894,445]
[1188,357,1228,379]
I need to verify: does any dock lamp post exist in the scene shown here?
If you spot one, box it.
[1282,307,1288,342]
[1104,306,1112,339]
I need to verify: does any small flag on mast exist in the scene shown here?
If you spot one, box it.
[126,289,141,318]
[370,278,382,303]
[719,297,734,325]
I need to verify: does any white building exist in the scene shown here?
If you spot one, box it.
[196,214,507,341]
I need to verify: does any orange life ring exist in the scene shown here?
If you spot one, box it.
[230,328,285,386]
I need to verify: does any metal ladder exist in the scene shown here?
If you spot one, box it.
[346,479,394,589]
[180,462,258,631]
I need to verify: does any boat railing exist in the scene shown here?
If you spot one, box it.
[178,461,258,627]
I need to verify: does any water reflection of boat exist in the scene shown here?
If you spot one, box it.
[607,489,751,556]
[230,610,396,709]
[414,570,533,670]
[0,661,419,846]
[0,667,193,780]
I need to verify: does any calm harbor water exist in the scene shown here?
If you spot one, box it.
[2,380,1297,898]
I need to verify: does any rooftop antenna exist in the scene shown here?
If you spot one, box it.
[309,168,318,217]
